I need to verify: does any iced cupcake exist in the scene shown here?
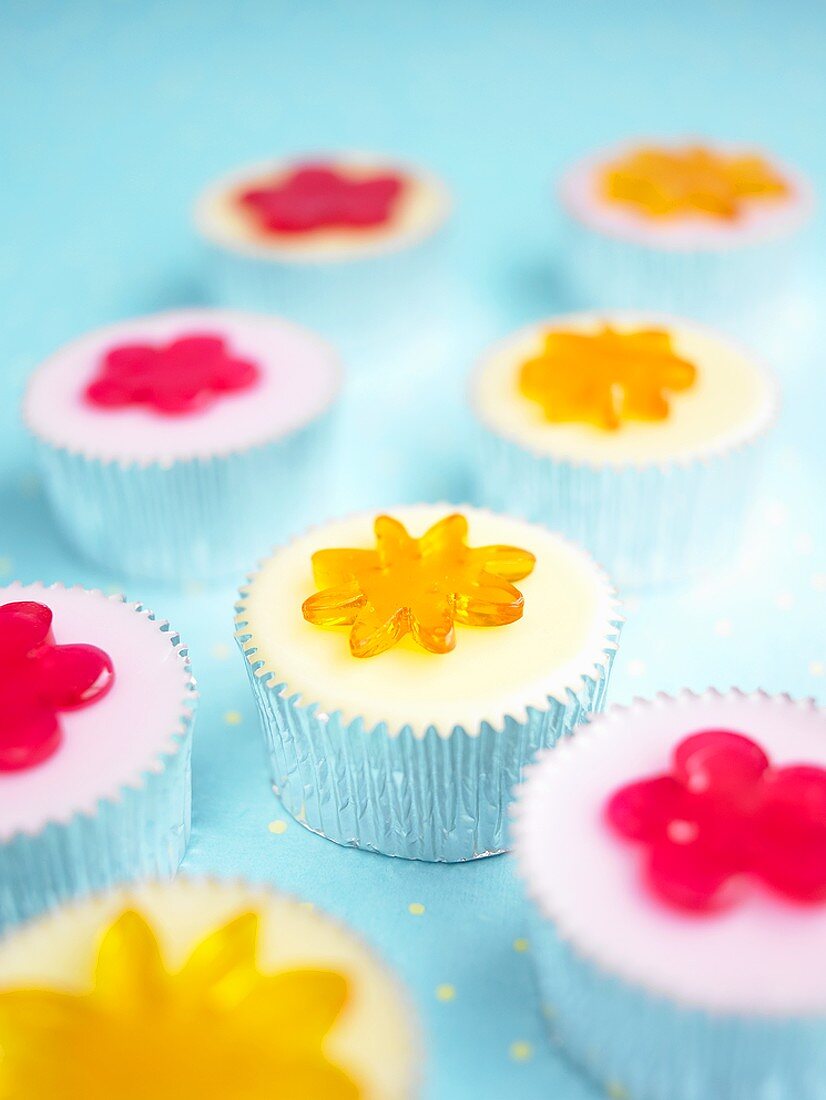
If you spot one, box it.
[195,154,451,355]
[24,308,342,581]
[514,690,826,1100]
[0,877,418,1099]
[471,311,778,587]
[559,139,814,321]
[0,583,195,932]
[236,504,621,862]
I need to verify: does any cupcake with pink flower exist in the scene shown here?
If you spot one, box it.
[24,308,342,581]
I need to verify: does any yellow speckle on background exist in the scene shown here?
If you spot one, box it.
[513,938,529,953]
[606,1082,629,1099]
[408,902,426,916]
[810,661,824,678]
[0,556,12,577]
[211,642,230,660]
[509,1041,533,1063]
[435,984,455,1002]
[224,710,242,726]
[268,820,288,835]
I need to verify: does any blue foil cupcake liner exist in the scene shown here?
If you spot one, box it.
[235,598,622,863]
[524,895,826,1100]
[473,417,775,590]
[561,210,809,336]
[32,411,336,582]
[200,230,452,366]
[0,603,196,934]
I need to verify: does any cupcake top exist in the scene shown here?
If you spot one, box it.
[23,308,341,465]
[195,154,451,262]
[560,139,813,250]
[514,690,826,1014]
[471,311,777,466]
[237,504,620,734]
[0,582,194,841]
[0,877,417,1100]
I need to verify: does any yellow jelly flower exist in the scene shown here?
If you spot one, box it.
[0,909,359,1100]
[302,513,536,658]
[519,326,697,431]
[602,144,789,221]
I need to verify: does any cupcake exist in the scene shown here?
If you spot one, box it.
[0,877,418,1099]
[194,155,451,357]
[470,311,778,587]
[236,504,621,862]
[514,690,826,1100]
[559,139,814,322]
[0,583,195,932]
[24,308,342,581]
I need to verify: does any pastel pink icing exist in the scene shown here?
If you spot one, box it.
[607,728,826,911]
[516,692,826,1013]
[0,584,192,840]
[23,309,341,463]
[0,601,114,772]
[559,143,813,251]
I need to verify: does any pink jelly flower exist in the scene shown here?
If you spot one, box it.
[0,601,114,772]
[605,728,826,912]
[238,163,405,234]
[84,333,261,416]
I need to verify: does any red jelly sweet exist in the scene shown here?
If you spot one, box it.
[0,601,114,772]
[238,163,405,235]
[84,334,261,416]
[606,729,826,912]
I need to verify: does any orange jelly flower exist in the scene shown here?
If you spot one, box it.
[0,909,359,1100]
[602,144,790,221]
[518,326,697,431]
[302,513,536,658]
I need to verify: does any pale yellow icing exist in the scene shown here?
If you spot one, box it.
[0,879,416,1100]
[237,504,619,734]
[195,157,450,261]
[471,312,777,466]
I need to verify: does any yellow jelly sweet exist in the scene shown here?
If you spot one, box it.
[602,144,790,221]
[302,513,536,658]
[518,326,697,432]
[0,909,359,1100]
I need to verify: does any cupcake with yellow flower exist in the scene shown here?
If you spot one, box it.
[559,138,814,320]
[236,503,621,862]
[470,311,778,587]
[0,877,418,1100]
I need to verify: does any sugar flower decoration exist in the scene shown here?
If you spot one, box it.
[0,600,114,772]
[518,326,697,431]
[85,333,261,416]
[606,729,826,912]
[302,513,536,658]
[602,144,790,221]
[238,163,405,235]
[0,909,359,1099]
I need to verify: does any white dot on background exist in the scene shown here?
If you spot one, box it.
[714,619,733,638]
[0,556,12,578]
[775,591,794,611]
[813,574,826,593]
[211,642,230,660]
[627,659,646,678]
[623,596,641,615]
[764,501,788,527]
[810,661,825,678]
[796,534,814,556]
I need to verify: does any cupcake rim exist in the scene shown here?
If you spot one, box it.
[234,502,624,740]
[469,310,780,472]
[558,139,815,253]
[0,581,197,842]
[512,687,826,1019]
[0,873,424,1096]
[194,153,453,265]
[22,307,344,469]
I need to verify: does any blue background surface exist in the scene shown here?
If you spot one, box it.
[2,3,825,1096]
